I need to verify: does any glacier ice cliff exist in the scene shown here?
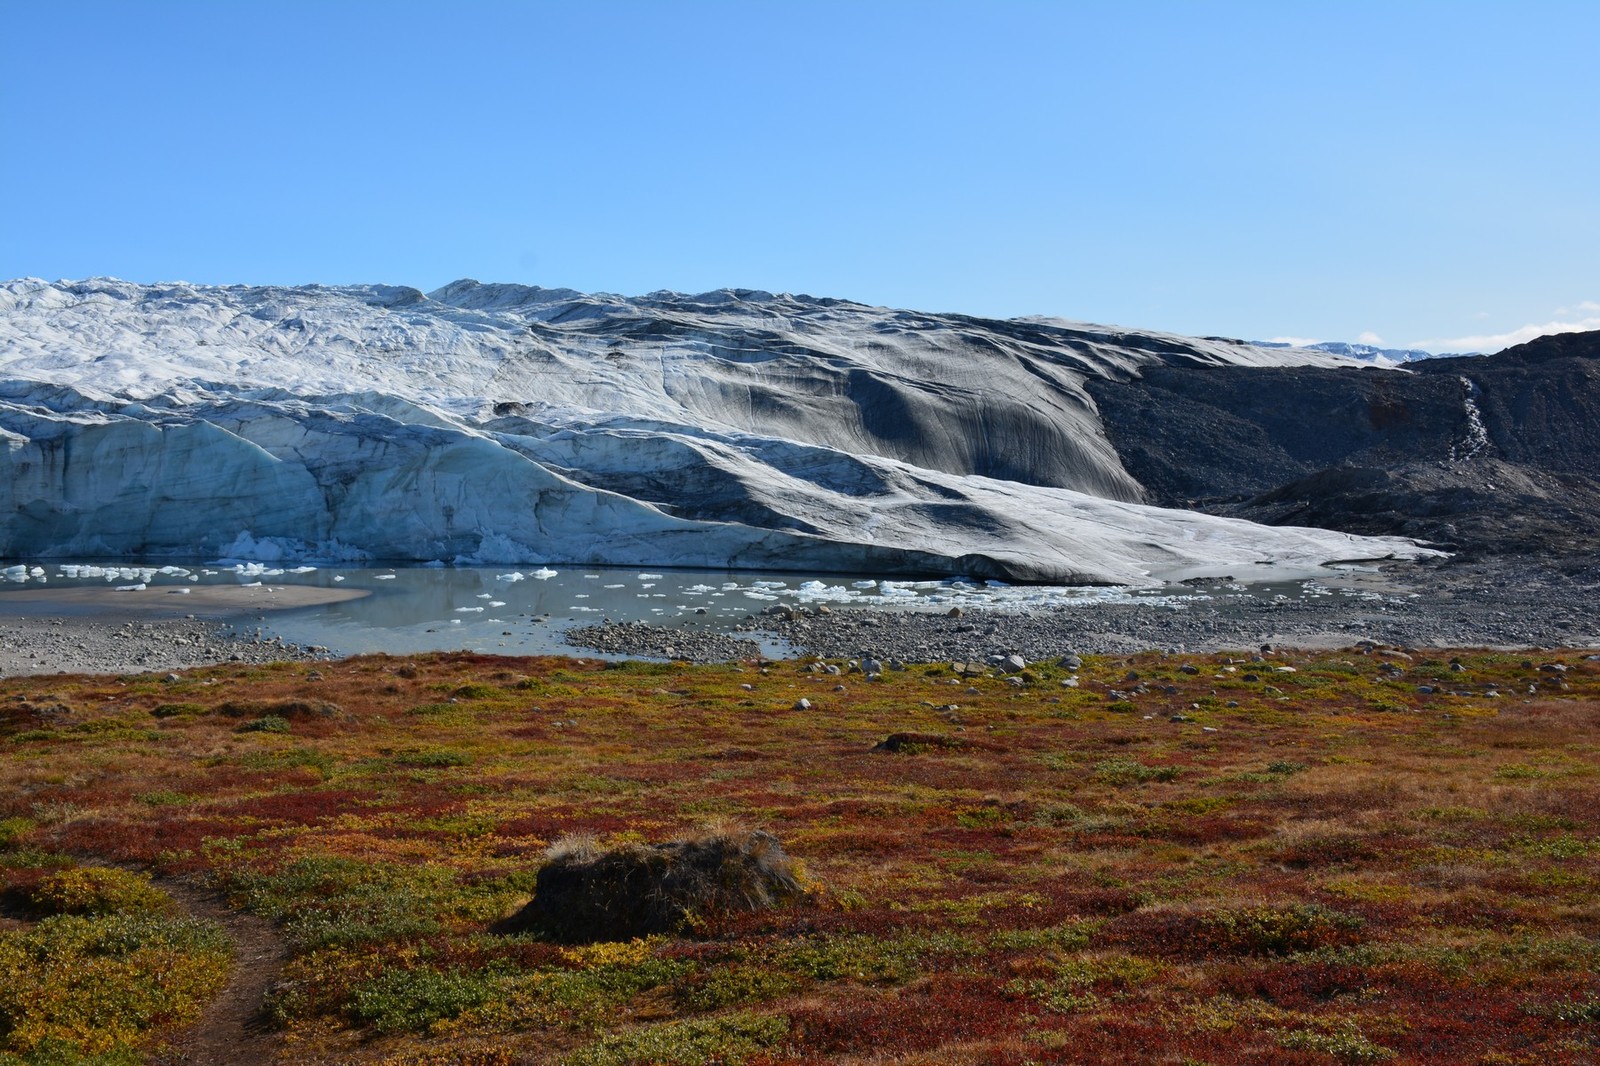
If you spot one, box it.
[0,277,1432,583]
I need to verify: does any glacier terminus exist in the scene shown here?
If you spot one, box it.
[0,277,1434,584]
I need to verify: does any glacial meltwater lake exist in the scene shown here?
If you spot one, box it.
[0,559,1401,660]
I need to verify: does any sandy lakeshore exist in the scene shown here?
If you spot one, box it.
[0,583,368,618]
[0,584,365,677]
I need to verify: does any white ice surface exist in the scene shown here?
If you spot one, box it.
[0,277,1430,583]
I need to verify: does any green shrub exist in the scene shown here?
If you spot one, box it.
[395,748,473,768]
[228,856,456,949]
[30,868,176,918]
[237,715,291,734]
[1196,904,1363,956]
[776,931,980,985]
[673,964,800,1012]
[1096,757,1182,785]
[347,967,497,1033]
[562,1012,789,1066]
[0,818,33,849]
[149,702,206,718]
[1278,1025,1396,1062]
[0,913,230,1058]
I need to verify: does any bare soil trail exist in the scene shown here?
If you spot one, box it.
[151,878,289,1066]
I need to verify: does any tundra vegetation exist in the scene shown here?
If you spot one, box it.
[1,647,1597,1064]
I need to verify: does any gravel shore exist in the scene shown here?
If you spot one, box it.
[566,556,1600,663]
[2,557,1594,675]
[0,617,329,678]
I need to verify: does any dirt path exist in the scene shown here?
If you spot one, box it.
[151,878,289,1066]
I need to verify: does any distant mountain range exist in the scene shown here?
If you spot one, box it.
[1,278,1592,580]
[1251,340,1460,365]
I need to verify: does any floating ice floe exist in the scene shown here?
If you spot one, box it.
[535,569,558,579]
[497,572,526,582]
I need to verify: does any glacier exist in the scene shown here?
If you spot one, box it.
[0,277,1433,584]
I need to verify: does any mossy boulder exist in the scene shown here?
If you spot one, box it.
[499,829,805,943]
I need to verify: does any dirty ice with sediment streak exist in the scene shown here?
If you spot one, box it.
[0,277,1432,583]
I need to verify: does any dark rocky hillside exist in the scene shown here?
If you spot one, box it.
[1089,330,1600,560]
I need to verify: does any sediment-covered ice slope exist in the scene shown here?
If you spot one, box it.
[0,277,1427,582]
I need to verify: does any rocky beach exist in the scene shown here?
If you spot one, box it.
[570,555,1600,663]
[0,584,357,676]
[2,554,1594,678]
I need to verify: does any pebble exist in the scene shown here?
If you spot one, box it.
[0,617,328,677]
[565,621,760,663]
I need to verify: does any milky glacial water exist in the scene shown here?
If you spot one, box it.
[0,559,1398,659]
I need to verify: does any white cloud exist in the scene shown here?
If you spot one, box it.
[1266,335,1320,347]
[1356,331,1384,345]
[1414,307,1600,354]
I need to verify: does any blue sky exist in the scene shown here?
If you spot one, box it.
[3,1,1596,352]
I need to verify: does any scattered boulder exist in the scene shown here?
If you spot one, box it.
[871,731,965,753]
[496,829,806,942]
[212,698,345,720]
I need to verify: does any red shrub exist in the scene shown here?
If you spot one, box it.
[787,975,1023,1054]
[213,788,368,825]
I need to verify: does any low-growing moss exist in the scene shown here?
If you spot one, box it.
[561,1012,789,1066]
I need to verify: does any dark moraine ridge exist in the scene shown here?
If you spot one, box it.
[1088,329,1600,560]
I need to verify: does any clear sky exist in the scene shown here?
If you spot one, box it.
[3,1,1596,352]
